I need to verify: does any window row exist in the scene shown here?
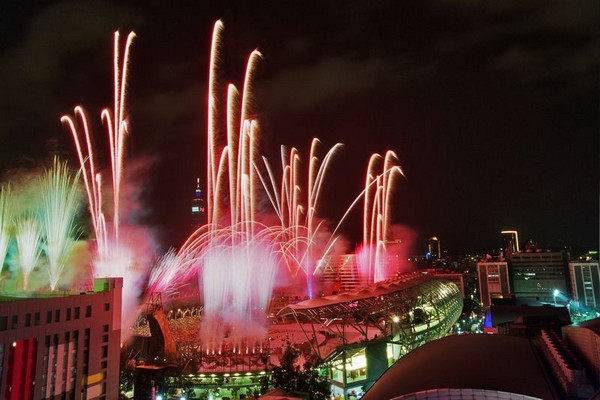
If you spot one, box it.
[0,304,97,330]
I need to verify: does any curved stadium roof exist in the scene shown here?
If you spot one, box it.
[277,275,463,359]
[278,275,461,320]
[361,334,559,400]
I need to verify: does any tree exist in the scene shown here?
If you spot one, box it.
[271,345,331,400]
[119,347,136,396]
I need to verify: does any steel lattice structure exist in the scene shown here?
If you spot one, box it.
[277,275,463,359]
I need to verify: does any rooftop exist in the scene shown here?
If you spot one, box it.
[362,334,558,400]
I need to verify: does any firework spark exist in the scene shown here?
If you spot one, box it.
[0,186,12,277]
[62,31,136,263]
[62,31,144,340]
[361,151,404,282]
[15,217,42,291]
[39,158,82,290]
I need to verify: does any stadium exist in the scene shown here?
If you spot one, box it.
[133,274,463,399]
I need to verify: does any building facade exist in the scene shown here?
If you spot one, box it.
[0,278,122,400]
[569,260,600,310]
[477,262,511,307]
[509,252,568,303]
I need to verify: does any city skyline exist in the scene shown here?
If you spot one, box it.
[1,1,598,254]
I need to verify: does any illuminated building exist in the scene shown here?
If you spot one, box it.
[477,261,511,307]
[509,251,569,303]
[501,230,519,260]
[190,178,206,230]
[569,260,600,310]
[131,276,461,399]
[425,237,441,260]
[0,278,122,400]
[278,276,462,398]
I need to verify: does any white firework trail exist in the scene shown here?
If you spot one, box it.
[39,157,81,290]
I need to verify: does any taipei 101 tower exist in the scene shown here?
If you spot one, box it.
[191,178,207,230]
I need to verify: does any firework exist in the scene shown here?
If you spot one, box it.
[0,186,12,276]
[361,151,404,282]
[15,217,42,291]
[62,31,146,340]
[39,157,81,290]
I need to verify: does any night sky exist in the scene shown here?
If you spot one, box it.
[1,1,598,255]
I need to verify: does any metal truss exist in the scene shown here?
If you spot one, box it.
[277,276,463,360]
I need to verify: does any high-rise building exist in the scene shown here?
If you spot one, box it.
[477,261,511,307]
[0,278,122,400]
[510,251,569,303]
[191,178,206,230]
[426,237,441,260]
[501,230,519,260]
[569,260,600,310]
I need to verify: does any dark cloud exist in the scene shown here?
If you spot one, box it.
[0,1,141,166]
[260,55,393,111]
[490,40,599,83]
[1,1,140,98]
[134,83,203,135]
[432,0,599,83]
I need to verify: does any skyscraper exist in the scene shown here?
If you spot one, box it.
[569,260,600,310]
[191,178,206,230]
[501,230,520,260]
[477,261,511,307]
[426,237,441,260]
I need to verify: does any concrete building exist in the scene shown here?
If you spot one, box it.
[569,260,600,310]
[483,304,571,336]
[477,261,511,307]
[538,329,595,398]
[510,251,569,303]
[562,318,600,387]
[0,278,122,400]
